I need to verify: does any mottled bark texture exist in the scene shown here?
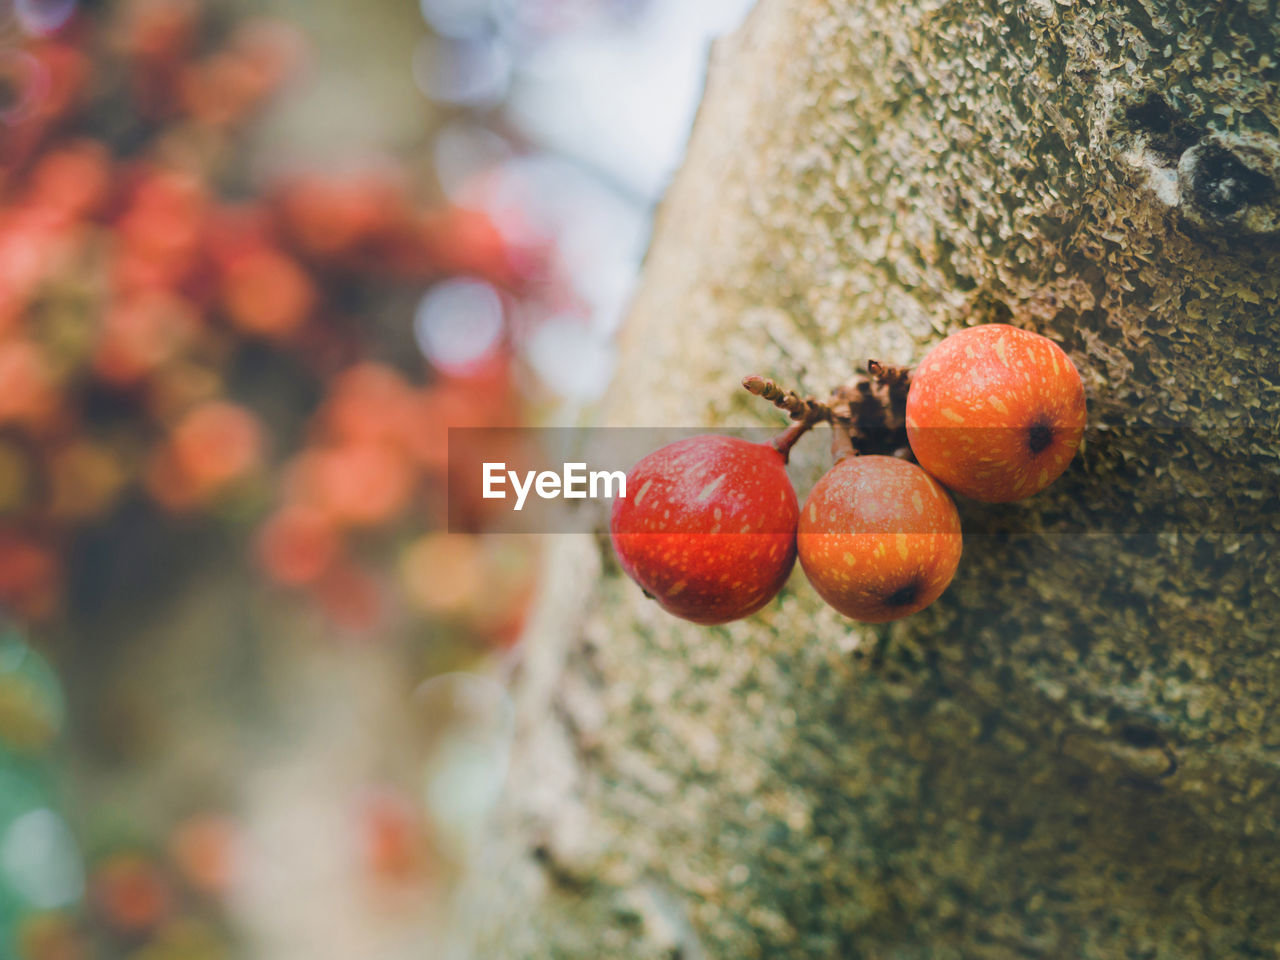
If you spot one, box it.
[469,1,1280,956]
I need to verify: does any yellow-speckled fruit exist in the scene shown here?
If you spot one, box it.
[905,324,1086,502]
[798,455,962,623]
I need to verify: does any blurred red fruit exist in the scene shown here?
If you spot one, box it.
[255,505,341,586]
[312,561,382,633]
[312,442,413,528]
[144,401,263,510]
[169,813,240,897]
[421,207,514,286]
[171,401,263,492]
[220,247,314,338]
[273,172,404,262]
[358,789,425,883]
[322,363,415,447]
[115,169,208,292]
[118,0,199,64]
[116,0,200,116]
[179,37,289,130]
[90,853,172,934]
[0,217,67,333]
[0,339,57,428]
[399,534,484,616]
[93,290,199,387]
[0,531,59,621]
[25,140,111,226]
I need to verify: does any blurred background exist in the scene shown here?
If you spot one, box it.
[0,0,754,956]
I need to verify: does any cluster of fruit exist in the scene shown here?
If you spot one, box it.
[611,324,1087,624]
[0,0,539,637]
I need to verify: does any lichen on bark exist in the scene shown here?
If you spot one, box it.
[467,0,1280,956]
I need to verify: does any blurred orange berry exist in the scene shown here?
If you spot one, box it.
[25,140,112,226]
[312,561,382,634]
[179,53,270,130]
[147,401,263,510]
[272,171,404,261]
[169,401,264,496]
[0,339,57,428]
[115,169,208,292]
[404,365,520,473]
[254,505,340,587]
[358,788,425,884]
[0,531,58,620]
[143,447,202,513]
[93,290,199,387]
[312,442,413,528]
[205,204,271,266]
[116,0,200,117]
[323,363,415,447]
[118,0,199,64]
[421,207,514,285]
[179,19,301,129]
[0,217,65,333]
[221,247,314,339]
[91,853,172,934]
[169,813,239,897]
[398,534,484,617]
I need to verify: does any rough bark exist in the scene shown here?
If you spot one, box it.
[467,1,1280,956]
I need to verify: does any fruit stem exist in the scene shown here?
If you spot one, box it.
[770,419,816,461]
[743,375,836,463]
[744,364,913,464]
[742,375,833,422]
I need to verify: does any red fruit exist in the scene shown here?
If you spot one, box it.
[90,853,171,934]
[170,401,264,494]
[610,435,798,625]
[93,290,199,387]
[798,455,962,623]
[311,561,383,634]
[169,813,240,897]
[905,324,1086,502]
[255,505,340,586]
[357,788,425,883]
[221,246,315,338]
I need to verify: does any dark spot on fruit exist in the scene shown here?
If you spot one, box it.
[884,582,919,607]
[641,588,655,600]
[1188,143,1273,219]
[1028,422,1054,455]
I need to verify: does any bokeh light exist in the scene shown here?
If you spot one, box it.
[414,279,506,374]
[0,808,83,911]
[13,0,79,37]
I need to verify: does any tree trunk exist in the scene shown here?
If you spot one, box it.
[468,1,1280,956]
